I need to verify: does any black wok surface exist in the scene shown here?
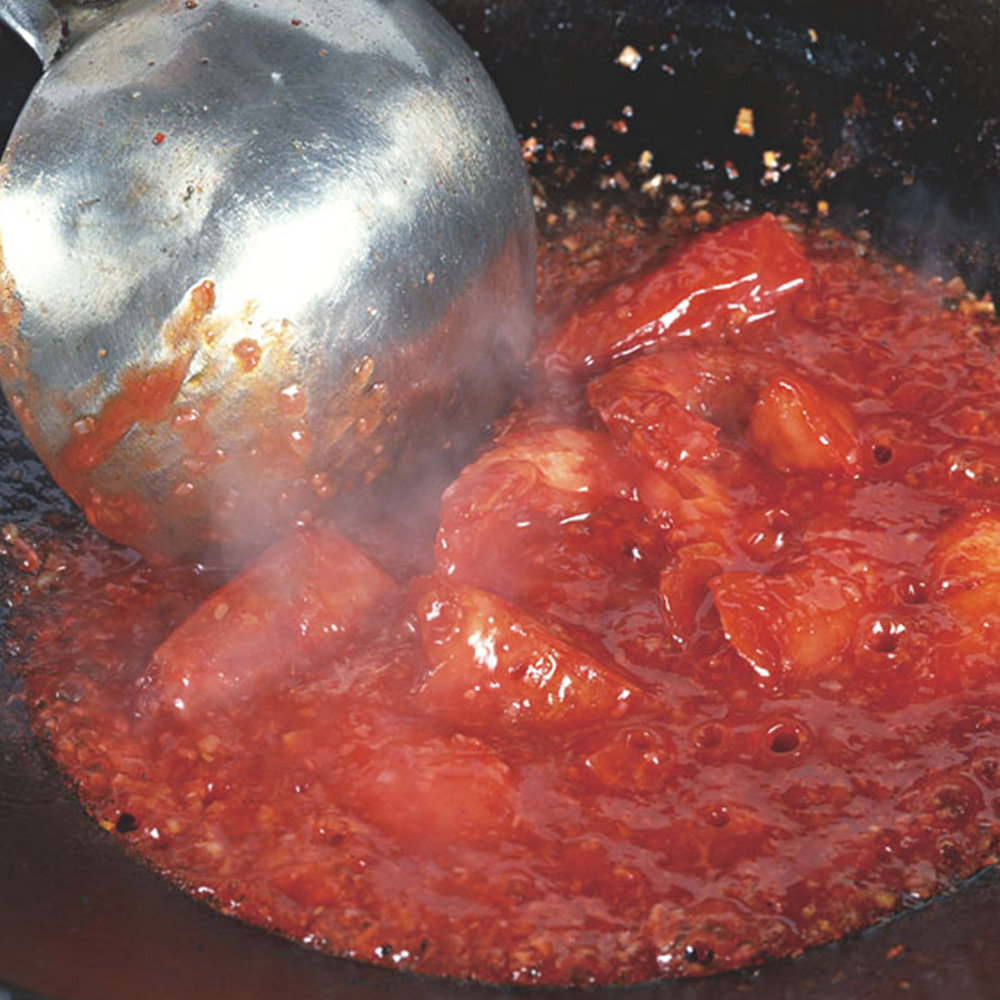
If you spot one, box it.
[5,1,1000,997]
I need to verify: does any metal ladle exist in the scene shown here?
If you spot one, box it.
[0,0,536,564]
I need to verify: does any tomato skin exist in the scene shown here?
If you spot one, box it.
[538,213,811,377]
[140,524,395,715]
[413,577,647,732]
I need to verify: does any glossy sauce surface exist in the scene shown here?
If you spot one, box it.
[11,215,1000,985]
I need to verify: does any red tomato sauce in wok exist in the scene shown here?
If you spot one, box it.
[11,214,1000,985]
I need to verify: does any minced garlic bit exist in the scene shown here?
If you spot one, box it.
[521,136,543,162]
[817,199,830,217]
[807,27,819,43]
[640,173,663,195]
[616,45,643,71]
[734,106,755,138]
[637,149,654,172]
[762,149,782,184]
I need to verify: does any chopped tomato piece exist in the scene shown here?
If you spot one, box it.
[932,506,1000,593]
[749,374,861,475]
[538,214,811,376]
[588,355,721,469]
[588,348,766,448]
[637,462,741,541]
[435,424,666,618]
[635,449,773,644]
[348,732,517,848]
[659,541,728,642]
[638,450,775,643]
[931,506,1000,641]
[141,525,395,714]
[439,425,630,532]
[711,555,875,685]
[413,577,645,731]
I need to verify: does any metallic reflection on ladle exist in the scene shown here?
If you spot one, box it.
[0,0,536,564]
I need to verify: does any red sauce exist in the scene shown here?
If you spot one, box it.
[232,337,263,373]
[60,362,192,474]
[11,214,1000,985]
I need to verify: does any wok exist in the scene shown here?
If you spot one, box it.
[4,0,1000,997]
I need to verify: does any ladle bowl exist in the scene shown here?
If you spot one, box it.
[0,0,536,565]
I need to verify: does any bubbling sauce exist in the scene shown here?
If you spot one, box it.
[10,214,1000,985]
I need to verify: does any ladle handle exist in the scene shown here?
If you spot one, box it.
[0,0,120,68]
[0,0,62,66]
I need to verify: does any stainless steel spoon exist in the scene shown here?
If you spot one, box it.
[0,0,535,564]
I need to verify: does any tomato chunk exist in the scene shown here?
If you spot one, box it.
[538,214,811,377]
[435,425,666,622]
[749,374,861,475]
[932,506,1000,593]
[588,355,722,469]
[658,541,728,642]
[413,577,645,731]
[931,506,1000,644]
[141,525,395,714]
[348,732,518,849]
[711,555,876,685]
[438,425,630,535]
[627,447,771,644]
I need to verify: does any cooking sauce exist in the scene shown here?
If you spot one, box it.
[10,214,1000,985]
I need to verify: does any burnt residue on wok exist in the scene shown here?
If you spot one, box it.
[438,0,1000,297]
[6,0,1000,998]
